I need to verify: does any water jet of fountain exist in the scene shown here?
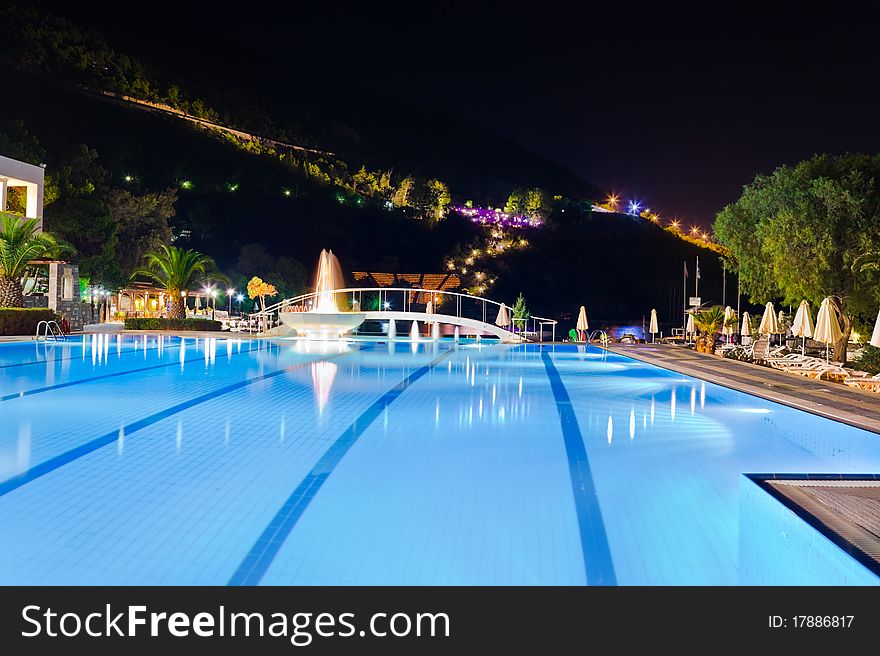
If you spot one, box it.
[432,321,440,341]
[410,321,420,341]
[280,249,366,338]
[454,326,460,342]
[314,249,345,313]
[387,320,396,339]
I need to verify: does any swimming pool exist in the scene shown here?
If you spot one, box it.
[1,334,878,585]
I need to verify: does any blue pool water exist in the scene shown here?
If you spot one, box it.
[1,334,878,585]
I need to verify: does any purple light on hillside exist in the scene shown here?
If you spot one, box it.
[454,206,542,228]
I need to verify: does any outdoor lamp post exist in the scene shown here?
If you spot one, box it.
[236,293,244,313]
[210,288,217,321]
[227,288,235,315]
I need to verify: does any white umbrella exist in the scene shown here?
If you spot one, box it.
[194,294,202,310]
[576,305,589,341]
[740,311,751,346]
[758,302,780,335]
[870,308,880,348]
[495,303,510,328]
[649,308,659,342]
[813,297,842,363]
[685,313,695,340]
[722,306,736,337]
[791,300,814,355]
[426,300,433,315]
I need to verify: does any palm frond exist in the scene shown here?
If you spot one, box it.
[852,251,880,274]
[131,244,217,293]
[0,212,74,278]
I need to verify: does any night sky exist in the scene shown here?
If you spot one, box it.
[55,3,880,229]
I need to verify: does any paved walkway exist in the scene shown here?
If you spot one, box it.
[607,344,880,436]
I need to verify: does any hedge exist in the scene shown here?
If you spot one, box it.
[0,308,60,336]
[124,317,223,331]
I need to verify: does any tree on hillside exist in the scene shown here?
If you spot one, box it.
[714,153,880,361]
[34,140,178,288]
[524,188,551,223]
[504,188,551,223]
[391,177,415,208]
[104,188,176,277]
[504,189,526,215]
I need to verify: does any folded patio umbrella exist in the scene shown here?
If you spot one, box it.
[791,300,814,354]
[758,302,781,335]
[740,312,751,345]
[722,306,736,336]
[685,312,695,339]
[813,297,842,363]
[871,308,880,348]
[495,303,510,328]
[576,305,588,341]
[649,308,659,342]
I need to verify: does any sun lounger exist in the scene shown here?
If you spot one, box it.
[842,373,880,391]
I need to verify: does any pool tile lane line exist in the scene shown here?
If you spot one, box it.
[0,346,356,498]
[0,342,261,402]
[541,349,617,586]
[228,351,452,586]
[0,339,180,370]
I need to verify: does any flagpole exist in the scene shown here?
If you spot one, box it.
[722,261,727,307]
[736,273,741,318]
[695,255,700,301]
[683,260,687,334]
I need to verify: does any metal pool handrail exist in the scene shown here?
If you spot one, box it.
[250,287,517,333]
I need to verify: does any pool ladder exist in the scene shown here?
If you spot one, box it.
[35,320,66,341]
[588,329,610,346]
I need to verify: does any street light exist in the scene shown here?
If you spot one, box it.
[227,288,235,315]
[236,293,244,312]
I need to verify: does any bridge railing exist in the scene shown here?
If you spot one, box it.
[249,287,545,338]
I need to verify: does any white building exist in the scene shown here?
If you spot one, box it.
[0,153,45,230]
[1,153,82,329]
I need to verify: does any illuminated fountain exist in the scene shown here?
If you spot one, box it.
[280,249,366,338]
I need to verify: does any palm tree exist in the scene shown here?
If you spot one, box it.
[132,245,217,319]
[692,306,737,353]
[0,213,72,308]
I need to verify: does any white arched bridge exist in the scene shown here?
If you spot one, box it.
[249,287,558,343]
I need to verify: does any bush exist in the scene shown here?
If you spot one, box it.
[0,308,60,335]
[853,344,880,375]
[124,317,222,331]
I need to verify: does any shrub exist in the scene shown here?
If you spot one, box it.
[0,308,60,335]
[853,344,880,375]
[124,317,222,331]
